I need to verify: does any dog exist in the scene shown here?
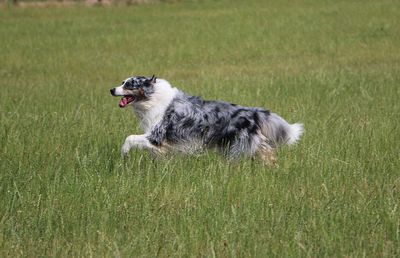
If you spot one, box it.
[110,75,303,165]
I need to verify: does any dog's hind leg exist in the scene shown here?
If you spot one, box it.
[256,140,277,166]
[121,134,165,157]
[257,149,277,166]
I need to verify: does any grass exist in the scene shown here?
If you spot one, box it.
[0,0,399,256]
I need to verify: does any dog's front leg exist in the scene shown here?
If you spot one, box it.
[121,134,151,157]
[121,134,164,157]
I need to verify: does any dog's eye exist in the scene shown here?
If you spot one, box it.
[122,81,125,85]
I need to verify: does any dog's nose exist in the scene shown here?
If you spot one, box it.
[110,88,115,96]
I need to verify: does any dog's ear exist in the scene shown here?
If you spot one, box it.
[149,75,157,84]
[143,84,155,98]
[141,76,156,97]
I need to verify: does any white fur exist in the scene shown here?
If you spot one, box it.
[132,79,178,132]
[121,134,164,157]
[121,135,151,155]
[286,123,304,145]
[113,85,125,96]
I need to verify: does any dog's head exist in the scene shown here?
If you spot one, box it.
[110,75,156,108]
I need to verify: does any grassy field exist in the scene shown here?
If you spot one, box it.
[1,0,399,256]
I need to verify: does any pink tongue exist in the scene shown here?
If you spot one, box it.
[119,97,129,108]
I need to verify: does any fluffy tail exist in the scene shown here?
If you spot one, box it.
[286,122,304,145]
[261,113,303,146]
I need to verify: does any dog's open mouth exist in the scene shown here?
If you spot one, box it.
[119,96,135,108]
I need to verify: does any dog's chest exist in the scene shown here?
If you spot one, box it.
[133,105,165,132]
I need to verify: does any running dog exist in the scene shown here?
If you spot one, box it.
[110,75,303,165]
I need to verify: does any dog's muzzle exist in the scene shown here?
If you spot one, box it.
[110,87,136,108]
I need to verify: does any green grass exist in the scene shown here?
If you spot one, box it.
[1,0,399,256]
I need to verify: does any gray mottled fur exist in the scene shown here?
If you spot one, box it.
[147,90,301,159]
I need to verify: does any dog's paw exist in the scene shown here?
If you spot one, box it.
[121,137,133,157]
[121,145,130,158]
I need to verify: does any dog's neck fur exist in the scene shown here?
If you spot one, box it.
[132,79,178,133]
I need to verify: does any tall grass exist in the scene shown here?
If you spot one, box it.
[0,0,399,256]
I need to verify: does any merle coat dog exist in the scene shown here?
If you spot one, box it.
[110,76,303,165]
